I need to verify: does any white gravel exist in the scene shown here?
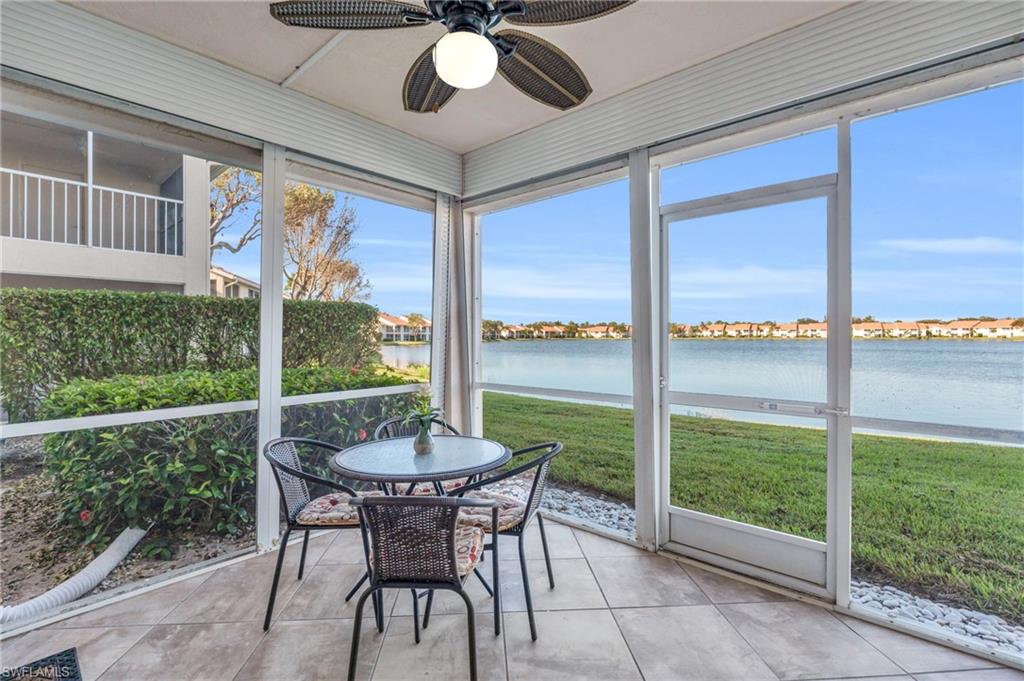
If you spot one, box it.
[541,484,636,535]
[851,579,1024,658]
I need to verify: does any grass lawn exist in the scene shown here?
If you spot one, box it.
[482,391,1024,624]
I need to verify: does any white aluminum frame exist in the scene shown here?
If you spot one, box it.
[256,143,287,551]
[657,173,841,596]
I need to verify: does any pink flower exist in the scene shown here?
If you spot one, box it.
[79,509,92,524]
[350,367,360,375]
[357,428,368,441]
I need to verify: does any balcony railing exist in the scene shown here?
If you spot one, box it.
[1,168,184,256]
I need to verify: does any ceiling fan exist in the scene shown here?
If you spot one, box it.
[269,0,635,113]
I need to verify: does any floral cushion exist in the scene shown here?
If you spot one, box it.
[395,479,469,496]
[295,490,384,526]
[457,489,527,532]
[454,525,485,575]
[481,472,535,504]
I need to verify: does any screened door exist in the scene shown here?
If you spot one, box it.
[658,175,846,597]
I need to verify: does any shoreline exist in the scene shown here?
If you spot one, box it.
[481,336,1024,342]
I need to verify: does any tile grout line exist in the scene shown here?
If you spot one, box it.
[709,600,784,681]
[572,528,649,681]
[829,608,917,676]
[90,623,157,681]
[830,612,1012,678]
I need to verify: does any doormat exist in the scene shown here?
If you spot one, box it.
[1,647,82,681]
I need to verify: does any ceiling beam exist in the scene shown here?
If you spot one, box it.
[280,30,349,88]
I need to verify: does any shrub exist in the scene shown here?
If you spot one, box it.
[40,366,420,550]
[0,289,381,420]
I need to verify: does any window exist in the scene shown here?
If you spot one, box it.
[661,128,836,205]
[0,105,264,615]
[849,81,1023,654]
[478,175,635,536]
[851,82,1024,430]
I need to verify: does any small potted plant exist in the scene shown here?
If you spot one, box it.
[404,395,444,455]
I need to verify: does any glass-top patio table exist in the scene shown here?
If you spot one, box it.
[329,434,511,493]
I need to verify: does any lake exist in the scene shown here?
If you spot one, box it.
[385,339,1024,433]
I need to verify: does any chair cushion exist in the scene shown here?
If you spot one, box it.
[457,489,527,532]
[295,490,384,526]
[454,526,486,576]
[480,472,535,504]
[395,479,468,496]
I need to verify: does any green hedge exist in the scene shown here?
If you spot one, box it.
[40,367,421,551]
[0,289,381,420]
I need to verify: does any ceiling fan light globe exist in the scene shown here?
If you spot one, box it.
[433,31,497,90]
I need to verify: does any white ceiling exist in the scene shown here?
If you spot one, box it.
[68,0,851,153]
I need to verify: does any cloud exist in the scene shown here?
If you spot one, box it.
[877,236,1021,255]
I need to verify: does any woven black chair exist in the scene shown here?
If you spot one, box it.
[374,415,467,495]
[447,442,562,641]
[262,437,383,632]
[372,414,460,440]
[347,495,500,681]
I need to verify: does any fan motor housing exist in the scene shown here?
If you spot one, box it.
[429,0,524,34]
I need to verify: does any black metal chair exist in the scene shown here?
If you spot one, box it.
[372,414,460,440]
[347,495,500,681]
[374,415,468,495]
[447,442,563,641]
[261,437,383,632]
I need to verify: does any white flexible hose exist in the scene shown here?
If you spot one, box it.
[0,527,147,626]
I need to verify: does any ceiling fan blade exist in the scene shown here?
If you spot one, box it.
[270,0,432,30]
[494,30,591,110]
[504,0,635,26]
[403,45,458,113]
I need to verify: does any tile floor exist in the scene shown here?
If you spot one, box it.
[3,521,1021,681]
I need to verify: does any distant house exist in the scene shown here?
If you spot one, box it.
[772,323,799,339]
[884,322,921,339]
[799,322,828,339]
[947,319,980,338]
[701,323,726,338]
[922,322,950,338]
[501,324,530,339]
[671,324,692,338]
[755,324,774,338]
[973,319,1015,339]
[579,324,627,339]
[210,266,260,299]
[725,323,753,338]
[538,325,567,338]
[852,321,884,339]
[379,313,431,342]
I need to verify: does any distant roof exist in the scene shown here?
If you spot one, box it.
[379,313,431,328]
[210,265,260,290]
[973,318,1014,329]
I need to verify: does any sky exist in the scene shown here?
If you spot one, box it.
[214,81,1023,326]
[212,189,434,318]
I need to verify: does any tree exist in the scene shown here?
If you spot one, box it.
[210,167,262,254]
[481,319,504,339]
[796,317,819,324]
[283,183,369,302]
[406,313,426,327]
